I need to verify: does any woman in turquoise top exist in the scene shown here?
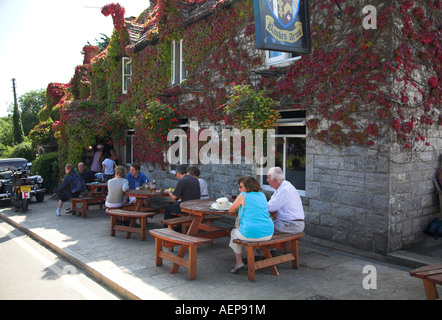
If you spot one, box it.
[228,177,274,273]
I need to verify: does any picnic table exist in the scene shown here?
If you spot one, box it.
[85,182,108,197]
[179,199,233,239]
[410,263,442,300]
[125,188,169,212]
[71,182,108,217]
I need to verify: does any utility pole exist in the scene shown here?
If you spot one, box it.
[11,78,24,144]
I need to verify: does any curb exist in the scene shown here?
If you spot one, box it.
[0,213,140,300]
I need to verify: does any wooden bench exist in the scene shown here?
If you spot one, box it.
[161,215,222,232]
[149,228,212,280]
[233,232,305,282]
[71,196,106,218]
[105,209,158,241]
[410,263,442,300]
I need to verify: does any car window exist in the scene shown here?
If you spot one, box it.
[0,160,27,172]
[0,171,12,179]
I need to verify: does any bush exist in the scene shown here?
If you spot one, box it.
[31,152,59,193]
[1,140,35,161]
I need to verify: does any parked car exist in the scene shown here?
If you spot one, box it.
[0,158,46,203]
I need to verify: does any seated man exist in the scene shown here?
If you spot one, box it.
[55,164,81,216]
[164,165,200,226]
[267,167,305,234]
[126,162,149,204]
[77,162,95,197]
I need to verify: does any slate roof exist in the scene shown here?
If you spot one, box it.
[125,0,234,52]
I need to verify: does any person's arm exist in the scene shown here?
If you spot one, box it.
[122,179,129,192]
[228,193,244,214]
[267,188,289,213]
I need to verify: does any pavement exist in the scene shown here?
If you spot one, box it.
[0,197,441,301]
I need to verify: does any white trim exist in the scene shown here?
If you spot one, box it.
[265,51,301,66]
[179,39,186,83]
[122,57,132,94]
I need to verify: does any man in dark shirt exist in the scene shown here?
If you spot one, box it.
[77,162,95,197]
[163,165,200,228]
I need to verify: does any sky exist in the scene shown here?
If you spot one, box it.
[0,0,150,117]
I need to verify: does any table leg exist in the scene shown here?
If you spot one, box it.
[423,279,439,300]
[186,215,204,235]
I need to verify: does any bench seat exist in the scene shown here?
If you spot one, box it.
[161,215,222,232]
[106,209,158,241]
[410,263,442,300]
[149,228,212,280]
[71,196,106,218]
[233,232,305,282]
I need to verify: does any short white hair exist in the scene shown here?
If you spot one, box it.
[267,167,285,183]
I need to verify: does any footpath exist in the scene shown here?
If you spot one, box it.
[0,198,441,301]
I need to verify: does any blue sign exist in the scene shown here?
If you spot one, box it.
[254,0,311,54]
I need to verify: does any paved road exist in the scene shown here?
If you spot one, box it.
[0,221,121,300]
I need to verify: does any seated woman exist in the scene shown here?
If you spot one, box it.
[105,166,129,209]
[228,176,274,274]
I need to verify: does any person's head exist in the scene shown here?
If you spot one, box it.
[267,167,285,189]
[176,165,187,179]
[114,166,127,178]
[65,164,74,173]
[237,176,261,193]
[130,163,141,178]
[77,162,86,173]
[187,166,200,178]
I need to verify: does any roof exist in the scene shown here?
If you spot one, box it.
[125,0,234,52]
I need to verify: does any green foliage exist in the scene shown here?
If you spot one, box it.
[2,140,35,161]
[18,89,45,136]
[12,102,24,145]
[31,152,59,192]
[223,85,280,130]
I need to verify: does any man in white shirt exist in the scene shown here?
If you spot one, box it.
[267,167,305,234]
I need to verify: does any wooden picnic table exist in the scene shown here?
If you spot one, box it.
[126,188,168,212]
[410,263,442,300]
[85,182,108,198]
[180,199,233,239]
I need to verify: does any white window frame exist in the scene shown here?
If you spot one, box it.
[171,40,186,85]
[122,57,132,94]
[265,51,301,66]
[124,130,135,166]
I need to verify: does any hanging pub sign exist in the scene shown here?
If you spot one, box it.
[253,0,311,54]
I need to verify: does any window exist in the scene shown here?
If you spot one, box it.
[265,51,301,66]
[171,40,186,85]
[124,130,134,166]
[122,57,132,94]
[259,110,306,196]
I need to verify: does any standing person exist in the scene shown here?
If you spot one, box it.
[126,163,150,203]
[105,166,129,209]
[91,144,103,174]
[109,149,121,166]
[102,152,115,182]
[267,167,305,234]
[187,165,209,199]
[163,165,200,224]
[228,177,273,274]
[55,164,81,216]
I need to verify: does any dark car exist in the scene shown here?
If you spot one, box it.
[0,158,46,202]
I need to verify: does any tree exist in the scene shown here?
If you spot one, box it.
[11,79,24,144]
[18,89,45,136]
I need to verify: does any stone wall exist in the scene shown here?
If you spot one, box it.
[305,130,441,254]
